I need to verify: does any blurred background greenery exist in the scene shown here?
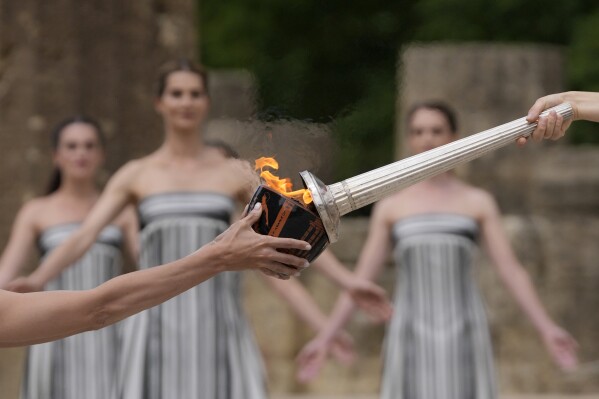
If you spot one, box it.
[200,0,599,182]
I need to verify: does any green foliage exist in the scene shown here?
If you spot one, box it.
[201,0,414,183]
[200,0,599,182]
[411,0,585,43]
[568,10,599,144]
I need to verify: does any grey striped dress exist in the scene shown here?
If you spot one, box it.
[22,223,124,399]
[118,192,266,399]
[381,214,496,399]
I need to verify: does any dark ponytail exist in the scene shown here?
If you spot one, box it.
[46,169,62,196]
[46,116,105,194]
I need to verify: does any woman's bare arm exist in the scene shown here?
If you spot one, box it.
[296,200,393,381]
[8,162,141,291]
[310,249,392,322]
[0,251,221,347]
[0,202,40,288]
[478,190,578,369]
[312,201,393,344]
[0,205,311,347]
[261,275,329,332]
[261,274,356,364]
[119,205,141,265]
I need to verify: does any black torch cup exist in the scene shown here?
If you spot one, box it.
[247,185,330,262]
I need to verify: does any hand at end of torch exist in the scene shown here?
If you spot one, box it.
[518,91,599,146]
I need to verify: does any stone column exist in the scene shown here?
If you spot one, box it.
[0,1,196,397]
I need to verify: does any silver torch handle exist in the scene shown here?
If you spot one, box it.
[300,102,573,243]
[328,103,573,216]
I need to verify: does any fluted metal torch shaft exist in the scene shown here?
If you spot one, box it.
[328,103,573,216]
[300,103,573,243]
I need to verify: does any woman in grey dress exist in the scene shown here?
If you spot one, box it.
[297,101,579,398]
[0,117,139,399]
[14,59,390,399]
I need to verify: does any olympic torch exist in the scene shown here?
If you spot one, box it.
[248,103,573,262]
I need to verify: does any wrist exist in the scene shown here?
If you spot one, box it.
[533,318,555,336]
[196,242,227,275]
[338,272,357,291]
[317,325,338,345]
[562,91,582,118]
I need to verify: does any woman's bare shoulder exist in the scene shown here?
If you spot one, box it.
[458,183,499,216]
[108,157,153,186]
[15,196,53,225]
[374,191,409,222]
[119,156,153,173]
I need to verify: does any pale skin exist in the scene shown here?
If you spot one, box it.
[517,91,599,145]
[6,70,391,352]
[0,122,138,289]
[0,204,312,347]
[297,107,579,382]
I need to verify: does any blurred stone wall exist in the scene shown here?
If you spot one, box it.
[0,0,197,397]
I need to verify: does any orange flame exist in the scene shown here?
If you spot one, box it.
[255,157,313,205]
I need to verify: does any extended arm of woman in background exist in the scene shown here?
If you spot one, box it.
[0,205,310,347]
[295,200,395,382]
[477,191,578,370]
[120,205,141,266]
[0,202,40,288]
[310,250,392,322]
[7,162,141,292]
[260,239,392,369]
[262,275,356,366]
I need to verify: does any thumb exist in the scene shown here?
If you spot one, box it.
[242,203,262,225]
[240,204,250,218]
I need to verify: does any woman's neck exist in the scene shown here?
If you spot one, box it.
[425,171,455,186]
[56,178,99,200]
[160,126,204,159]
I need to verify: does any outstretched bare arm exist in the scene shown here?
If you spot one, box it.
[0,205,311,347]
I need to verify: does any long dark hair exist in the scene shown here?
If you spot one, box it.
[46,116,106,194]
[155,58,209,97]
[406,101,458,134]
